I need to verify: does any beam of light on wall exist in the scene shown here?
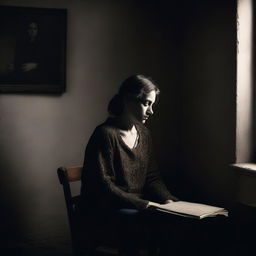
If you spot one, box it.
[236,0,253,162]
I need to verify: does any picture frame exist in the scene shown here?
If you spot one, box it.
[0,5,67,93]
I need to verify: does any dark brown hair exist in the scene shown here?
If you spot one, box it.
[108,74,160,116]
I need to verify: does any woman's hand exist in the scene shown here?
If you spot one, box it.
[147,199,175,209]
[147,201,161,208]
[164,199,174,204]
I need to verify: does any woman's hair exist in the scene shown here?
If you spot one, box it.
[108,74,160,116]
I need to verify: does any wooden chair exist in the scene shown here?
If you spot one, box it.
[57,166,83,255]
[57,165,119,256]
[58,165,162,256]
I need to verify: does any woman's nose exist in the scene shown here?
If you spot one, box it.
[147,106,154,115]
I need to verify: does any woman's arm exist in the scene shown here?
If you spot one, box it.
[144,165,178,203]
[144,132,178,203]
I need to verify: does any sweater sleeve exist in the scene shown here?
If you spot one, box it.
[144,131,178,203]
[85,128,149,210]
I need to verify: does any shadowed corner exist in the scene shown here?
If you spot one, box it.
[0,150,25,255]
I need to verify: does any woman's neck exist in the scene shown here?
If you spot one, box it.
[113,114,135,131]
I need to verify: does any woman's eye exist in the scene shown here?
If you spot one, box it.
[142,101,150,106]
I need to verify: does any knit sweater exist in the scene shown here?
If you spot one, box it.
[80,117,177,211]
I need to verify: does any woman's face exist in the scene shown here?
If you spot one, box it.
[127,90,156,124]
[27,22,38,39]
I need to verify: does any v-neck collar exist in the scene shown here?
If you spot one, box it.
[117,123,140,151]
[106,117,142,151]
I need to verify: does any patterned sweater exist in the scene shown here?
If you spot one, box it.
[80,117,177,211]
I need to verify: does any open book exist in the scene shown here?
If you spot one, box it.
[153,201,229,219]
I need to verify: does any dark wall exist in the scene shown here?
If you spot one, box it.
[178,0,237,204]
[0,0,237,254]
[0,0,183,253]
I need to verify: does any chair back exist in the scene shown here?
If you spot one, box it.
[57,165,83,254]
[57,165,82,217]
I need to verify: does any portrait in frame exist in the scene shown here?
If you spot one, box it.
[0,5,67,93]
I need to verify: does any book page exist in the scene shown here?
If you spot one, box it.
[155,201,228,218]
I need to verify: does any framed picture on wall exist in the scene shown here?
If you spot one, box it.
[0,5,67,93]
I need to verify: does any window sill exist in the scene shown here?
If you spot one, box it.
[231,163,256,175]
[231,163,256,207]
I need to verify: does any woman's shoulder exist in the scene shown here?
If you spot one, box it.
[85,119,118,150]
[93,118,118,139]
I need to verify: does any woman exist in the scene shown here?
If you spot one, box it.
[80,74,178,255]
